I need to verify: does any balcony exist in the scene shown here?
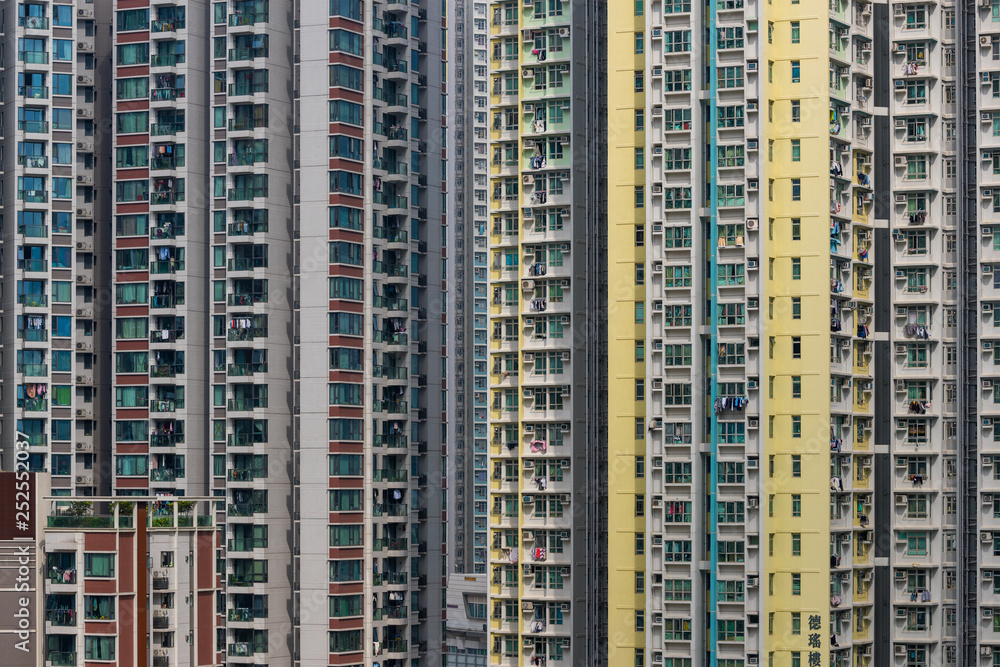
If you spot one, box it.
[17,363,47,376]
[227,642,264,657]
[228,468,265,482]
[373,503,408,517]
[150,54,183,67]
[151,19,185,32]
[18,155,48,168]
[152,576,170,590]
[229,47,269,61]
[150,123,182,136]
[228,503,267,517]
[227,363,267,377]
[229,12,268,27]
[20,259,47,272]
[150,191,180,206]
[227,538,267,552]
[18,189,47,203]
[373,571,408,585]
[150,259,184,274]
[228,257,267,271]
[151,88,185,102]
[373,400,408,414]
[18,328,48,342]
[227,434,266,447]
[228,293,267,307]
[373,226,408,243]
[373,434,407,448]
[150,433,184,447]
[151,295,183,308]
[17,51,49,65]
[150,399,177,413]
[374,469,408,482]
[227,608,258,622]
[18,120,48,133]
[229,221,269,236]
[373,606,408,620]
[20,16,49,29]
[228,327,266,342]
[228,118,267,132]
[18,294,47,307]
[150,468,180,482]
[228,152,266,167]
[45,609,76,627]
[228,187,267,202]
[19,86,48,99]
[373,331,408,346]
[373,296,408,311]
[228,397,268,411]
[228,82,269,96]
[47,652,76,666]
[373,537,408,552]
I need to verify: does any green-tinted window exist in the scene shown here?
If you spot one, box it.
[214,247,226,267]
[214,107,225,128]
[214,280,225,302]
[213,385,225,407]
[213,211,226,232]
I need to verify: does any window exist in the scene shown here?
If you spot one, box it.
[791,533,801,556]
[792,337,801,358]
[634,303,644,323]
[634,148,644,170]
[791,179,801,201]
[635,341,644,361]
[790,21,800,43]
[791,494,802,517]
[635,457,645,478]
[634,71,644,92]
[634,33,644,54]
[791,298,801,320]
[791,455,801,477]
[635,380,644,402]
[791,139,800,162]
[84,554,115,578]
[85,636,115,661]
[635,109,644,131]
[791,100,800,122]
[791,60,801,82]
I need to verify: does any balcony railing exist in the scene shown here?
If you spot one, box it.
[47,652,75,666]
[228,118,267,132]
[18,189,48,203]
[227,293,268,306]
[151,19,186,32]
[228,258,268,271]
[227,538,267,551]
[150,54,183,67]
[150,433,184,447]
[19,50,49,64]
[229,12,268,26]
[151,88,185,101]
[18,329,48,342]
[229,47,269,60]
[150,123,182,136]
[227,434,266,447]
[228,187,268,201]
[20,16,49,29]
[373,537,408,551]
[18,155,48,168]
[228,502,267,517]
[374,434,408,448]
[17,363,47,376]
[46,609,76,626]
[228,468,266,482]
[229,221,269,236]
[18,294,48,307]
[227,327,266,341]
[228,82,269,96]
[18,120,48,133]
[150,399,178,412]
[19,85,48,99]
[20,259,47,272]
[227,363,268,377]
[228,398,268,411]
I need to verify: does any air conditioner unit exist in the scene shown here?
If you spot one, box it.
[747,576,758,588]
[522,68,534,78]
[76,75,93,85]
[747,100,758,111]
[748,258,759,269]
[76,108,94,118]
[986,227,994,236]
[895,645,907,656]
[894,194,907,204]
[652,67,662,77]
[523,460,535,470]
[748,417,759,429]
[985,36,993,47]
[984,646,995,657]
[987,112,996,122]
[986,531,996,543]
[522,280,535,291]
[746,60,758,72]
[747,139,758,150]
[986,380,994,389]
[894,42,906,54]
[894,156,907,168]
[987,571,995,581]
[747,457,759,469]
[894,79,905,89]
[522,495,533,504]
[987,494,995,504]
[747,179,759,191]
[523,103,534,113]
[895,495,907,505]
[986,456,995,466]
[746,217,759,230]
[987,609,994,619]
[987,189,995,198]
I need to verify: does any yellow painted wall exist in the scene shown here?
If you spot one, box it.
[762,5,831,664]
[607,4,646,664]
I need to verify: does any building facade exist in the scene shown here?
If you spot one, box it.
[451,0,492,577]
[0,1,450,666]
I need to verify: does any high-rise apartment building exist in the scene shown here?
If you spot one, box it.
[0,0,449,665]
[479,1,993,667]
[451,0,492,577]
[485,0,606,664]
